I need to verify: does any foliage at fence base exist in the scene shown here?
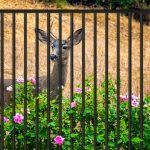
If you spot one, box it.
[37,0,150,9]
[2,77,150,149]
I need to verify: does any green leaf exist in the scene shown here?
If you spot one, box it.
[30,133,36,137]
[117,139,123,144]
[67,110,74,114]
[17,134,24,139]
[47,122,56,127]
[83,108,92,116]
[70,133,78,138]
[8,126,14,132]
[64,141,70,146]
[132,137,142,144]
[39,133,47,138]
[97,135,105,142]
[143,124,149,127]
[108,141,115,147]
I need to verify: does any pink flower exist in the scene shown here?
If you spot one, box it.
[16,77,24,83]
[131,95,138,101]
[147,88,150,92]
[120,94,139,102]
[131,100,139,107]
[54,135,64,145]
[4,117,9,123]
[120,95,128,102]
[85,87,91,92]
[71,101,77,108]
[28,77,36,85]
[75,88,82,93]
[13,113,24,124]
[6,85,13,92]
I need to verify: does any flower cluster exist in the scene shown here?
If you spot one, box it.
[0,115,9,123]
[75,88,82,93]
[21,108,31,114]
[75,87,91,93]
[28,77,36,85]
[71,101,77,108]
[120,95,128,102]
[16,77,24,83]
[6,77,36,92]
[131,100,139,107]
[6,85,13,92]
[16,76,36,84]
[13,113,24,124]
[120,94,139,107]
[147,87,150,92]
[4,117,9,123]
[54,135,64,145]
[3,113,24,124]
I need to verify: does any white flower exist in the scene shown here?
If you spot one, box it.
[144,103,150,107]
[16,77,24,83]
[27,108,31,114]
[6,85,13,92]
[21,108,31,114]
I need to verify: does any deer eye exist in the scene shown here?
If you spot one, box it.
[62,45,67,50]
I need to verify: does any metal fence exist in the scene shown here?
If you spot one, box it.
[0,9,150,149]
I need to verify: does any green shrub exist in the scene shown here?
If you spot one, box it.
[35,0,150,10]
[2,77,150,149]
[35,0,68,8]
[96,0,150,9]
[55,0,67,8]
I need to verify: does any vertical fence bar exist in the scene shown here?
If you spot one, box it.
[116,13,120,150]
[128,12,132,150]
[12,12,16,150]
[105,12,109,150]
[140,13,143,150]
[81,12,85,150]
[35,12,39,149]
[70,12,74,150]
[58,13,62,150]
[24,12,27,150]
[47,12,50,150]
[93,12,97,150]
[0,13,4,150]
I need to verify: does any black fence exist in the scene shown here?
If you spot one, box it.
[0,9,150,149]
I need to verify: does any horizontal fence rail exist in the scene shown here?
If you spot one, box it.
[0,9,150,149]
[0,9,150,13]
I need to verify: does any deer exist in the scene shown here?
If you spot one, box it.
[36,27,82,101]
[0,27,82,105]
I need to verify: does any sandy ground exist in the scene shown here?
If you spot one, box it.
[0,0,150,97]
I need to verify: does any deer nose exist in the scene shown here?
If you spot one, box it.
[50,54,58,61]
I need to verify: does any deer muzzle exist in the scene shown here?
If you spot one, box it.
[50,54,58,61]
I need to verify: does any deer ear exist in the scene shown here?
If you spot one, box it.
[35,28,48,43]
[67,28,82,46]
[35,28,56,44]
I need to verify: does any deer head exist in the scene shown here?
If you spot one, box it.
[35,28,82,64]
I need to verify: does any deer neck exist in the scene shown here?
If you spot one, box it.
[49,60,68,99]
[39,60,68,100]
[51,60,68,87]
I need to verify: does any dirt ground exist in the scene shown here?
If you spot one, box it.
[0,0,150,97]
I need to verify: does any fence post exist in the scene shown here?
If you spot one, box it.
[0,13,4,150]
